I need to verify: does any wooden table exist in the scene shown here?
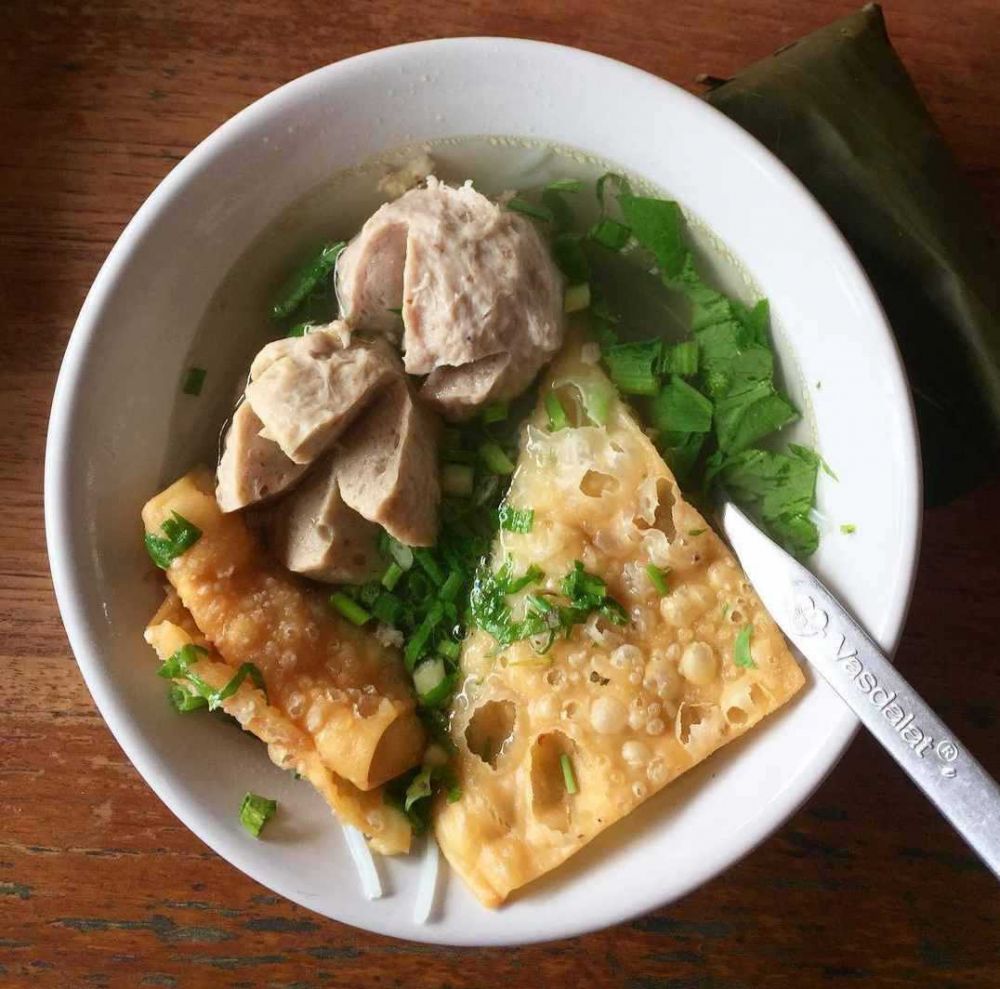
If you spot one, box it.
[3,1,999,985]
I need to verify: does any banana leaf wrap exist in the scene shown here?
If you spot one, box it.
[704,3,1000,504]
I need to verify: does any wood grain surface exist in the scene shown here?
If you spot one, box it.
[2,1,1000,986]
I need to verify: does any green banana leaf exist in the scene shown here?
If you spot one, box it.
[705,3,1000,505]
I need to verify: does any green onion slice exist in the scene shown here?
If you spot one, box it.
[270,241,345,320]
[545,392,569,431]
[182,367,207,396]
[734,624,756,668]
[498,504,534,534]
[239,793,277,838]
[479,442,515,475]
[144,512,202,570]
[329,592,371,626]
[560,753,578,795]
[645,564,670,596]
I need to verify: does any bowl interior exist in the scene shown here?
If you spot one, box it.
[46,38,920,946]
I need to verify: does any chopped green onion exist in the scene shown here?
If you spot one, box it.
[645,564,670,596]
[599,599,629,626]
[414,548,444,585]
[564,283,591,313]
[372,592,401,625]
[182,367,207,396]
[734,624,756,669]
[482,401,509,424]
[545,178,584,193]
[169,685,208,713]
[441,463,474,497]
[329,592,371,626]
[438,639,461,661]
[239,793,277,838]
[526,593,554,615]
[479,442,515,475]
[506,564,543,594]
[144,512,202,570]
[439,570,464,602]
[596,172,632,211]
[404,602,444,671]
[688,528,706,536]
[498,504,534,534]
[840,523,857,534]
[383,535,414,571]
[157,643,207,680]
[270,241,345,320]
[413,657,453,708]
[604,340,662,396]
[506,197,553,223]
[209,662,267,710]
[589,217,631,250]
[381,562,404,591]
[545,392,569,431]
[559,753,578,795]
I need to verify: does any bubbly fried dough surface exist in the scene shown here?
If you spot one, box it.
[142,469,425,792]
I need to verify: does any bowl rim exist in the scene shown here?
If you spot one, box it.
[44,36,922,945]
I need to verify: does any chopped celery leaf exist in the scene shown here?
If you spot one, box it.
[649,377,713,434]
[617,194,687,277]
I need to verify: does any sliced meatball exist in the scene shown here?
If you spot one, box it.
[337,178,564,412]
[245,329,400,465]
[216,401,307,512]
[267,455,384,584]
[419,353,513,420]
[335,223,407,339]
[335,378,440,547]
[249,319,352,380]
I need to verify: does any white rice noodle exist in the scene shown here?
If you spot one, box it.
[412,836,440,924]
[343,825,383,900]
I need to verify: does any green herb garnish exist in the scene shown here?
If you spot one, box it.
[240,793,277,838]
[479,442,516,475]
[604,340,662,396]
[545,392,569,431]
[181,367,207,396]
[645,564,670,596]
[270,241,345,320]
[560,753,579,795]
[159,645,267,711]
[385,765,461,835]
[734,624,756,669]
[840,523,857,534]
[589,217,631,251]
[498,505,534,534]
[507,197,553,223]
[144,512,202,569]
[329,592,371,626]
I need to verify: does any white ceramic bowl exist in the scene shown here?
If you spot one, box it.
[45,38,921,945]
